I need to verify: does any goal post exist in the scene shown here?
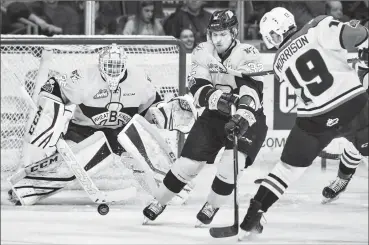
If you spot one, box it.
[1,35,187,189]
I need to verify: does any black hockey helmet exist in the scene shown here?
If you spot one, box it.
[207,9,238,33]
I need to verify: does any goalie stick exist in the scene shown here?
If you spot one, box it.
[4,58,136,205]
[209,105,240,238]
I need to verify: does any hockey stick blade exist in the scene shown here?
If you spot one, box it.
[57,138,136,204]
[209,224,239,238]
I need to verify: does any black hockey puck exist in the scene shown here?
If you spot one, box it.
[97,204,109,215]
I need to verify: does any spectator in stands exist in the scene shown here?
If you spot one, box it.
[122,1,164,36]
[27,0,80,34]
[75,1,121,34]
[341,1,369,22]
[163,0,212,44]
[1,1,62,35]
[325,1,350,22]
[179,28,196,53]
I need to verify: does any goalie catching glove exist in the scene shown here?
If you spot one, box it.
[225,95,257,141]
[204,88,239,116]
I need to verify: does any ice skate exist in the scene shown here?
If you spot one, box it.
[322,176,351,204]
[238,199,264,241]
[7,189,21,206]
[142,199,167,224]
[195,202,219,227]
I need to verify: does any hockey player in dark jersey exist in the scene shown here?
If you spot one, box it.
[142,9,268,226]
[237,8,368,240]
[322,23,369,204]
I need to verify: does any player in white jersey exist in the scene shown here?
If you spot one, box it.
[142,9,268,226]
[8,44,193,206]
[322,25,369,204]
[237,8,368,239]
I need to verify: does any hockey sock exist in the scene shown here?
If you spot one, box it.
[254,161,307,212]
[155,170,186,205]
[206,149,245,208]
[338,149,361,179]
[207,176,234,208]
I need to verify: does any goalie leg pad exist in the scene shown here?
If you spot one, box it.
[10,131,113,205]
[206,150,246,208]
[118,115,197,204]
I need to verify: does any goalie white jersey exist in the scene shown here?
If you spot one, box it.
[273,16,367,117]
[46,63,158,129]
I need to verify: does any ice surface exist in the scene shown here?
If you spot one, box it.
[1,157,368,244]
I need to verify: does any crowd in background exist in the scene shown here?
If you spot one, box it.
[1,0,369,52]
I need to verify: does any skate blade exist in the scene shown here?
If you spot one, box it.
[194,220,205,228]
[142,217,149,225]
[321,196,339,204]
[238,230,252,241]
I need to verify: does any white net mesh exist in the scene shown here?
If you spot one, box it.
[1,36,185,193]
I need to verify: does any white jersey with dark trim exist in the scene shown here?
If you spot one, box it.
[189,40,265,110]
[49,63,157,129]
[273,15,366,117]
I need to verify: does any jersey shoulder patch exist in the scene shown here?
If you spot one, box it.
[59,65,95,104]
[237,43,260,55]
[192,41,214,56]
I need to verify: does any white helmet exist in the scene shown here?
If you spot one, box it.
[99,44,127,91]
[259,7,296,49]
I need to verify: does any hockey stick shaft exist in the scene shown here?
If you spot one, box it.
[232,105,239,228]
[226,58,356,78]
[56,137,136,203]
[209,105,239,238]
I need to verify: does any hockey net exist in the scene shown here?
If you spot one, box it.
[1,35,187,194]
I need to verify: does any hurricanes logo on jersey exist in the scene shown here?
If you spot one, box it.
[70,70,81,83]
[93,89,109,99]
[42,78,56,93]
[208,63,227,74]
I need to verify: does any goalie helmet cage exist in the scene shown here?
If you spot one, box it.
[1,35,187,187]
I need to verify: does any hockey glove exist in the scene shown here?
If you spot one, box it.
[204,88,239,116]
[225,95,257,141]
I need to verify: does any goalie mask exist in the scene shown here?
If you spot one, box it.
[207,9,238,54]
[99,44,127,91]
[259,7,296,49]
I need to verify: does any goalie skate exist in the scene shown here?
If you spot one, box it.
[322,177,351,204]
[142,199,167,224]
[195,202,219,227]
[238,199,264,241]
